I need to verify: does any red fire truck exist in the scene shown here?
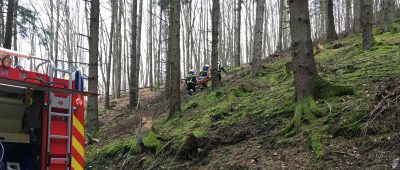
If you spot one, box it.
[0,48,90,170]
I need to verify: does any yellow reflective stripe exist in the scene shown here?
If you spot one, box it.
[71,157,84,170]
[72,136,84,158]
[73,115,84,137]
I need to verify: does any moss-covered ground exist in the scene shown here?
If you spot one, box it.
[86,21,400,169]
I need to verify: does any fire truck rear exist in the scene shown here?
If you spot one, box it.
[0,48,87,170]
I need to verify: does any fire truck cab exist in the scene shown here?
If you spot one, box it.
[0,48,87,170]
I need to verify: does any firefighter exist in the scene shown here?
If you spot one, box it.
[217,62,226,81]
[199,65,209,91]
[186,70,197,95]
[199,65,209,77]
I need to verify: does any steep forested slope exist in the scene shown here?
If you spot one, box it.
[86,22,400,169]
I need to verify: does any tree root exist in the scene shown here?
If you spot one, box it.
[275,96,318,137]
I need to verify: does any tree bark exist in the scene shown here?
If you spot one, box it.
[380,0,395,32]
[361,0,374,49]
[12,0,18,63]
[345,0,352,32]
[168,0,181,119]
[105,0,117,109]
[252,0,265,76]
[87,0,100,134]
[288,0,318,101]
[54,0,60,75]
[115,0,123,98]
[156,10,163,89]
[148,0,154,90]
[353,0,361,32]
[64,0,73,68]
[0,0,4,45]
[136,0,143,88]
[276,0,285,54]
[4,0,15,49]
[326,0,338,41]
[129,0,139,110]
[234,0,241,67]
[211,0,220,90]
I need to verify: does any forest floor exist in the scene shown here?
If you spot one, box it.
[86,21,400,169]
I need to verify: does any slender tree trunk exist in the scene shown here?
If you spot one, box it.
[288,0,318,101]
[252,0,265,76]
[361,0,374,49]
[148,0,154,90]
[345,0,352,32]
[54,0,60,75]
[168,0,181,119]
[211,0,220,90]
[326,0,338,41]
[276,0,285,54]
[4,0,15,49]
[122,0,128,93]
[30,24,36,71]
[129,0,138,110]
[234,0,241,67]
[353,0,361,32]
[115,0,123,98]
[48,0,53,65]
[157,10,163,88]
[64,0,73,68]
[380,0,395,32]
[0,0,4,45]
[12,0,18,62]
[105,0,117,109]
[87,0,100,134]
[136,0,143,87]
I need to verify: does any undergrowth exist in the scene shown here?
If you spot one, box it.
[87,21,400,168]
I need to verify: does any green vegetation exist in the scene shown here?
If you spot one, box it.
[86,137,137,167]
[87,22,400,168]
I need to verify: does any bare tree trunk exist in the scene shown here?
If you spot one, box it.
[234,0,241,67]
[380,0,395,32]
[129,0,139,110]
[115,0,123,98]
[148,0,154,90]
[345,0,352,32]
[64,0,73,68]
[252,0,265,76]
[136,0,143,86]
[105,0,117,109]
[0,0,4,45]
[168,0,181,119]
[48,0,53,65]
[87,0,100,134]
[156,10,163,89]
[12,0,18,62]
[30,24,36,71]
[122,0,128,93]
[288,0,318,101]
[54,0,60,75]
[276,0,285,54]
[4,0,15,49]
[361,0,374,49]
[353,0,361,32]
[326,0,338,41]
[211,0,220,90]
